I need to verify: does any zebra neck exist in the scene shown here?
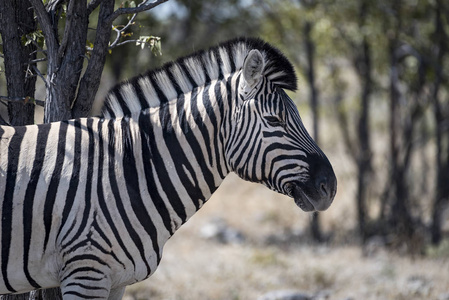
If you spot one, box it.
[129,80,236,229]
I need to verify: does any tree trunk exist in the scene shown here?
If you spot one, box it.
[0,2,40,299]
[0,0,36,126]
[304,21,323,243]
[347,0,374,243]
[386,5,416,244]
[432,94,449,244]
[43,0,88,122]
[72,0,115,118]
[356,33,372,243]
[431,0,448,245]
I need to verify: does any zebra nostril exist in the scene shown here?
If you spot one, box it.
[320,181,328,197]
[316,176,329,198]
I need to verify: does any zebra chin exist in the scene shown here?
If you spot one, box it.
[285,180,336,212]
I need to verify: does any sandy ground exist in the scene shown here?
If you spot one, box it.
[123,174,449,300]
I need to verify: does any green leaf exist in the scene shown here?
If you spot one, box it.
[153,39,162,56]
[21,30,45,48]
[21,35,29,47]
[86,40,94,50]
[134,36,162,56]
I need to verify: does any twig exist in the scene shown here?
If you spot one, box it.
[105,0,169,24]
[0,95,45,106]
[109,13,138,48]
[87,0,104,14]
[30,49,48,57]
[58,0,77,60]
[29,0,59,58]
[109,38,153,49]
[24,34,47,56]
[32,65,48,87]
[28,58,47,64]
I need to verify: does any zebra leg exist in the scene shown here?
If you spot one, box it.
[107,287,125,300]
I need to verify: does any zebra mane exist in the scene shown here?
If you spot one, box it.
[101,37,297,118]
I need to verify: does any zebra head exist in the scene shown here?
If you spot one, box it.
[226,49,337,212]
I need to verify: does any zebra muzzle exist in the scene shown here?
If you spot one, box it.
[285,182,315,212]
[285,178,336,213]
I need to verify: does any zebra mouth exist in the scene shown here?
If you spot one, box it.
[285,183,315,212]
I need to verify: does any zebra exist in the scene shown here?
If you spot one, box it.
[0,37,337,299]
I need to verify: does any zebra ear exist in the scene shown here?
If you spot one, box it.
[242,50,265,89]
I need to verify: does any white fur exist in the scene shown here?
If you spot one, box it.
[169,64,192,93]
[107,94,124,117]
[138,77,160,108]
[185,57,206,86]
[120,83,142,113]
[153,72,178,101]
[219,47,232,75]
[202,51,219,80]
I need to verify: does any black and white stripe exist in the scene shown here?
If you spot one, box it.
[0,38,336,299]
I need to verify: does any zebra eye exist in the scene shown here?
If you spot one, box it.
[264,116,284,127]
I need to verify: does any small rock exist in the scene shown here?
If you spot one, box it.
[199,217,245,244]
[405,275,432,296]
[363,235,387,257]
[258,290,312,300]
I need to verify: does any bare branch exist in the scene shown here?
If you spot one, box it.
[87,0,104,14]
[32,65,48,87]
[0,95,45,106]
[29,0,59,58]
[110,38,147,49]
[71,0,114,118]
[58,0,77,60]
[109,13,138,48]
[28,58,47,64]
[105,0,169,24]
[110,39,136,48]
[24,35,47,56]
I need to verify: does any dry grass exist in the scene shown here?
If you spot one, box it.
[123,174,449,300]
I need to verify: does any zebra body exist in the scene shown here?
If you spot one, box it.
[0,113,224,297]
[0,38,336,299]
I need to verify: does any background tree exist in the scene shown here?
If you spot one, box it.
[0,0,167,124]
[322,0,375,243]
[0,0,36,126]
[258,0,327,242]
[431,0,449,245]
